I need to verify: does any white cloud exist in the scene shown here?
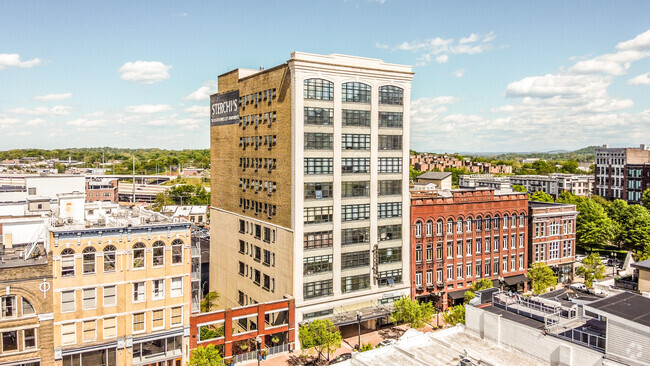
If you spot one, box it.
[0,117,21,128]
[7,106,71,116]
[435,55,449,63]
[0,54,41,70]
[505,74,610,98]
[368,0,387,3]
[118,61,171,84]
[628,72,650,85]
[125,104,173,114]
[453,69,465,78]
[185,80,217,101]
[459,33,480,44]
[570,50,648,75]
[34,92,72,101]
[185,105,208,118]
[374,42,389,50]
[616,29,650,51]
[25,118,46,126]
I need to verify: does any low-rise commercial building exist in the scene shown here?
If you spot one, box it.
[85,178,118,203]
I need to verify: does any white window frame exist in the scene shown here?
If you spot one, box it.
[152,308,165,330]
[171,306,183,326]
[132,312,146,334]
[103,317,117,339]
[82,319,96,342]
[415,272,422,286]
[103,286,116,308]
[23,328,37,350]
[171,277,183,298]
[82,288,96,310]
[133,282,146,303]
[152,279,165,300]
[61,322,76,345]
[61,291,75,313]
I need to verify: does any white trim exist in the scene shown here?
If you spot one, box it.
[132,312,146,334]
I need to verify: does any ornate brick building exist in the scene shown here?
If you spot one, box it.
[410,189,529,310]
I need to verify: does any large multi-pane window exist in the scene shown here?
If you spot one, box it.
[304,78,333,100]
[379,85,403,105]
[132,243,145,269]
[304,280,333,299]
[342,110,370,127]
[379,112,403,128]
[379,180,401,196]
[103,245,116,272]
[378,224,401,241]
[304,182,333,199]
[304,255,333,275]
[82,247,96,274]
[378,202,401,218]
[341,251,370,269]
[304,206,333,224]
[305,158,333,175]
[378,269,402,286]
[378,135,402,150]
[171,239,183,264]
[342,227,370,245]
[341,158,370,174]
[152,241,165,267]
[379,158,402,173]
[61,248,75,277]
[342,204,370,221]
[304,107,333,125]
[305,133,333,150]
[342,181,369,197]
[378,247,401,264]
[549,241,559,259]
[341,274,370,293]
[342,82,371,103]
[342,134,370,150]
[304,231,333,250]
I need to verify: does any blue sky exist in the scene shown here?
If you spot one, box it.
[1,1,649,152]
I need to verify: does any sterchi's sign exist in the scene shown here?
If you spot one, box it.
[210,91,239,126]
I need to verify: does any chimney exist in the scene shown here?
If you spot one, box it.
[640,144,647,150]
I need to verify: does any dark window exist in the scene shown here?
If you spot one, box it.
[304,107,333,125]
[341,181,370,197]
[304,255,333,274]
[342,227,370,245]
[304,79,333,100]
[263,274,271,290]
[254,269,261,285]
[341,274,370,293]
[303,280,333,299]
[378,135,402,150]
[341,134,370,150]
[341,204,370,221]
[378,202,402,218]
[238,261,245,276]
[379,112,403,128]
[342,109,370,127]
[304,231,334,250]
[379,180,401,195]
[378,247,402,264]
[1,331,17,352]
[304,206,333,224]
[152,241,165,267]
[304,182,333,200]
[103,245,116,272]
[254,246,261,262]
[378,224,401,241]
[304,133,333,150]
[379,85,403,105]
[341,158,370,174]
[263,250,271,266]
[341,251,370,269]
[378,269,403,286]
[378,158,402,173]
[342,82,371,103]
[82,247,96,274]
[255,224,261,239]
[304,158,333,175]
[239,219,246,233]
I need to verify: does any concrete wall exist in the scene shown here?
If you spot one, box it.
[638,269,650,293]
[466,305,604,366]
[25,176,85,199]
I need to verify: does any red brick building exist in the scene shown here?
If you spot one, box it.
[529,202,577,283]
[85,178,118,202]
[410,189,529,310]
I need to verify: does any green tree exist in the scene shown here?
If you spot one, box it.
[561,160,579,174]
[55,163,66,173]
[576,199,615,252]
[618,205,650,251]
[512,184,527,193]
[201,291,220,313]
[442,305,465,325]
[464,278,493,303]
[153,192,174,211]
[409,166,423,182]
[390,296,436,328]
[556,191,583,205]
[642,188,650,210]
[635,243,650,262]
[576,253,606,287]
[298,319,342,361]
[529,191,554,202]
[527,263,558,295]
[188,345,224,366]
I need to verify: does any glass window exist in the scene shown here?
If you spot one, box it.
[342,82,371,103]
[415,221,423,238]
[426,221,433,237]
[378,247,402,264]
[104,317,117,338]
[1,330,17,352]
[378,225,401,241]
[82,288,96,310]
[342,181,370,197]
[103,245,116,272]
[304,158,333,175]
[341,134,370,150]
[378,202,401,218]
[379,180,401,195]
[341,204,370,221]
[342,109,370,127]
[304,78,333,100]
[304,206,333,224]
[378,135,402,150]
[61,323,76,345]
[342,227,370,245]
[22,298,35,316]
[61,248,75,277]
[103,286,116,307]
[341,158,370,174]
[379,85,403,105]
[83,320,96,341]
[378,158,402,173]
[341,251,370,269]
[304,132,333,150]
[152,309,164,329]
[61,291,75,312]
[304,107,333,125]
[23,328,36,349]
[132,243,145,269]
[0,296,15,318]
[305,182,333,199]
[304,231,333,250]
[303,280,333,299]
[133,312,145,333]
[133,282,145,302]
[172,239,184,264]
[171,307,182,326]
[341,274,370,293]
[152,279,165,300]
[379,112,403,128]
[303,255,333,275]
[378,269,402,287]
[171,277,183,297]
[152,241,165,267]
[82,247,96,274]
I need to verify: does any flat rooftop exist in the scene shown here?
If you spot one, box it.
[586,291,650,328]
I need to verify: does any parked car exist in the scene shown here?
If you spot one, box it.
[328,353,352,364]
[607,258,621,267]
[575,254,586,262]
[570,283,587,292]
[378,339,396,347]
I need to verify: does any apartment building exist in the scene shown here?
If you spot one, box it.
[552,173,594,197]
[410,154,512,175]
[85,178,118,203]
[528,202,577,283]
[624,163,650,204]
[595,144,650,201]
[410,189,529,310]
[50,202,192,366]
[509,175,559,197]
[210,52,413,331]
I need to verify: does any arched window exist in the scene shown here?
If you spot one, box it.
[103,245,117,272]
[304,79,333,100]
[436,220,443,236]
[133,243,146,269]
[82,247,96,274]
[494,215,500,230]
[379,85,403,105]
[514,214,520,227]
[22,298,35,316]
[476,216,483,231]
[456,218,463,233]
[171,239,184,264]
[342,82,371,103]
[415,221,423,238]
[152,241,165,267]
[61,248,75,277]
[519,214,525,227]
[466,218,472,232]
[426,220,433,237]
[485,215,491,231]
[503,215,509,229]
[446,219,453,234]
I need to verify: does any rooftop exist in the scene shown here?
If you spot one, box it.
[631,258,650,270]
[417,171,452,180]
[585,291,650,328]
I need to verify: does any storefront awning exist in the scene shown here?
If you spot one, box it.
[447,289,467,300]
[503,274,529,286]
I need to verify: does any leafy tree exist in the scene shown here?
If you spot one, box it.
[298,319,341,362]
[576,253,606,287]
[55,163,66,173]
[576,199,615,252]
[556,191,583,205]
[442,305,465,325]
[188,345,224,366]
[527,263,558,295]
[561,160,579,174]
[409,166,423,182]
[201,291,220,313]
[464,278,493,303]
[167,184,210,205]
[390,296,436,328]
[529,191,554,202]
[153,192,174,211]
[617,205,650,251]
[643,188,650,210]
[635,243,650,262]
[512,184,527,193]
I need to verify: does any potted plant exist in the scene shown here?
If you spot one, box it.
[261,350,267,360]
[271,336,279,344]
[240,343,248,351]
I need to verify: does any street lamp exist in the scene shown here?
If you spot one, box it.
[256,335,262,366]
[356,311,362,350]
[611,252,616,277]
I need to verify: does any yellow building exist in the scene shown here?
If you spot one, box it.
[50,204,192,366]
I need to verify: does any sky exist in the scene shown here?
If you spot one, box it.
[1,1,649,153]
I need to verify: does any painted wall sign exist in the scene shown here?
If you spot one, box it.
[210,90,240,126]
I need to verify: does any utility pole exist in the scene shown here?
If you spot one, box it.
[132,155,136,203]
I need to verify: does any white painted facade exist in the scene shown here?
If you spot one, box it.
[25,175,85,200]
[288,52,413,322]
